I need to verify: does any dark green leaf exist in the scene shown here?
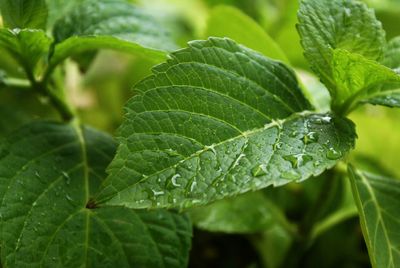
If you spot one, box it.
[0,0,48,29]
[0,29,51,74]
[49,0,177,71]
[0,122,191,267]
[348,166,400,268]
[94,37,356,209]
[190,191,293,234]
[297,0,386,94]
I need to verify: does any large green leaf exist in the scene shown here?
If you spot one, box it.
[348,166,400,268]
[382,36,400,70]
[94,37,356,209]
[45,0,82,30]
[190,191,293,234]
[205,5,288,63]
[297,0,386,97]
[0,122,191,267]
[0,0,48,29]
[0,29,51,75]
[48,0,177,72]
[331,49,400,113]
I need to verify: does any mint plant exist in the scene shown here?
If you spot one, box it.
[0,0,399,267]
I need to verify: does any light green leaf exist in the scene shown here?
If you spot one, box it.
[48,0,177,72]
[364,90,400,108]
[205,5,289,63]
[297,0,386,92]
[348,166,400,268]
[0,0,48,29]
[0,122,191,267]
[382,36,400,70]
[94,37,356,209]
[0,29,51,74]
[331,49,400,113]
[190,191,293,234]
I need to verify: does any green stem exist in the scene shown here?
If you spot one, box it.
[25,68,75,122]
[1,77,31,89]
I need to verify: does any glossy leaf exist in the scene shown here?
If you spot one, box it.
[348,166,400,268]
[49,0,177,71]
[205,5,288,63]
[190,191,293,234]
[331,49,400,113]
[0,122,191,267]
[0,29,51,74]
[94,37,356,209]
[0,0,48,29]
[297,0,385,93]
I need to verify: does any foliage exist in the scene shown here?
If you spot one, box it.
[0,0,399,267]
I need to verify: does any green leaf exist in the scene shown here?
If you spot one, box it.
[348,166,400,268]
[190,191,293,234]
[382,36,400,70]
[94,37,356,209]
[0,29,51,74]
[0,0,48,29]
[45,0,82,30]
[48,0,177,72]
[205,5,289,63]
[0,122,191,267]
[331,49,400,112]
[297,0,386,92]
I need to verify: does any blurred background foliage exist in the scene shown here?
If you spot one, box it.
[1,0,399,267]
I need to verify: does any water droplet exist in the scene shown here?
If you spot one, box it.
[303,132,319,144]
[205,145,217,155]
[321,116,332,123]
[326,147,342,160]
[35,171,41,179]
[313,161,320,167]
[165,149,180,157]
[190,180,197,192]
[273,142,283,150]
[290,130,298,137]
[251,164,267,177]
[283,154,312,168]
[65,194,74,202]
[62,171,71,185]
[151,189,165,196]
[282,170,301,180]
[171,174,181,187]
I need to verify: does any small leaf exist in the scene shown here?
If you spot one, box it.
[297,0,386,92]
[49,0,177,71]
[331,49,400,113]
[382,36,400,70]
[0,122,191,267]
[190,191,293,234]
[348,166,400,268]
[94,38,356,209]
[0,29,51,74]
[205,5,289,63]
[0,0,48,29]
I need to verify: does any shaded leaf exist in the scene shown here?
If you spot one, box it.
[0,29,51,74]
[205,5,288,62]
[348,166,400,268]
[190,191,293,234]
[0,0,48,29]
[94,37,356,209]
[49,0,177,71]
[0,122,191,267]
[382,36,400,70]
[297,0,385,94]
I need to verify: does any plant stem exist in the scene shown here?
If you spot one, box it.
[25,68,75,122]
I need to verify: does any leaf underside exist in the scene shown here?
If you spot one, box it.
[0,122,191,268]
[0,0,48,29]
[94,37,356,210]
[349,166,400,268]
[49,0,176,68]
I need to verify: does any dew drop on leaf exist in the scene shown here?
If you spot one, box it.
[303,132,319,144]
[283,154,312,168]
[326,147,342,160]
[281,170,301,180]
[251,164,267,177]
[170,174,181,187]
